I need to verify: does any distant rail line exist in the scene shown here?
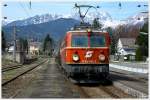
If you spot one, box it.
[2,59,47,86]
[2,58,39,72]
[2,65,23,72]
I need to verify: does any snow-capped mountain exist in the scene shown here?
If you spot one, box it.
[3,18,80,42]
[70,10,112,24]
[6,13,64,26]
[102,11,148,39]
[4,10,148,31]
[103,11,148,30]
[128,11,148,22]
[5,10,112,27]
[102,18,145,30]
[3,11,148,43]
[2,20,9,26]
[2,20,7,26]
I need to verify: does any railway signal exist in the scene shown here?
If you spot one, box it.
[3,4,8,19]
[119,2,122,9]
[137,5,141,7]
[137,4,148,7]
[4,4,7,7]
[3,17,7,19]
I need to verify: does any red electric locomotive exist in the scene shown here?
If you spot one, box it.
[59,27,110,82]
[59,4,111,83]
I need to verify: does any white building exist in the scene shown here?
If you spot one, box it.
[29,42,41,55]
[8,46,14,53]
[117,38,136,56]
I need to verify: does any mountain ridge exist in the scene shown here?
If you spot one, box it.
[3,18,80,42]
[2,11,148,43]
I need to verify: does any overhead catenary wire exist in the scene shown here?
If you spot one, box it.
[17,1,37,41]
[18,1,31,18]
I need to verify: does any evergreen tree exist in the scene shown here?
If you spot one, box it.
[23,39,28,54]
[110,35,117,55]
[135,34,148,58]
[106,27,116,54]
[2,31,6,52]
[140,21,148,33]
[18,38,24,51]
[135,21,148,61]
[92,18,102,29]
[18,38,28,53]
[43,34,53,56]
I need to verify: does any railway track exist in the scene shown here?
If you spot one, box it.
[2,59,39,72]
[110,70,148,83]
[2,59,47,86]
[57,64,132,98]
[98,84,133,98]
[109,70,148,98]
[2,65,23,72]
[70,83,132,98]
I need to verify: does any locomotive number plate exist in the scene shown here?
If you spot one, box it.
[81,60,97,63]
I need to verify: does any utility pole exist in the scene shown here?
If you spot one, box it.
[13,24,16,62]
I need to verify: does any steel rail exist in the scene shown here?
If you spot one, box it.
[2,60,47,86]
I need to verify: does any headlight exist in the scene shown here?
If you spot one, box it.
[99,54,105,61]
[72,54,79,62]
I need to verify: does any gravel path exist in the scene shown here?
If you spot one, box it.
[15,58,76,98]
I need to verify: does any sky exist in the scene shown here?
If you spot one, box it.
[2,0,148,22]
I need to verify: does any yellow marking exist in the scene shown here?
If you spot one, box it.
[65,47,109,49]
[60,47,109,54]
[65,62,108,64]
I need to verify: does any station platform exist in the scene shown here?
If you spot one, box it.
[109,61,148,74]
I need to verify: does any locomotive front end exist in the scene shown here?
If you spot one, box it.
[61,29,110,79]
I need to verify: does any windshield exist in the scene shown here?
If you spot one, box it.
[90,35,105,47]
[72,35,88,47]
[71,34,106,47]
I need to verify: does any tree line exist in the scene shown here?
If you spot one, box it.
[2,30,54,56]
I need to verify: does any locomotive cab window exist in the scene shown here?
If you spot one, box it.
[90,34,106,47]
[72,35,88,47]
